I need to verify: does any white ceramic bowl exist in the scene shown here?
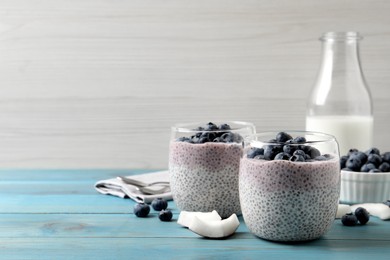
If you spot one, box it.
[340,170,390,204]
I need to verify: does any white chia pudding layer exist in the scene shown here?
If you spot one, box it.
[239,156,340,241]
[169,141,243,218]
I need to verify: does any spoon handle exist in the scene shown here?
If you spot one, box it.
[117,176,169,187]
[116,176,146,187]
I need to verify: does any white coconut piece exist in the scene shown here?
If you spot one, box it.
[188,213,240,238]
[336,204,352,219]
[350,203,390,220]
[177,210,221,227]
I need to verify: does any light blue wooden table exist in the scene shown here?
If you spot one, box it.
[1,169,390,260]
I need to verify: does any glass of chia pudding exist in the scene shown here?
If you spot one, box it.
[169,121,255,218]
[239,131,340,241]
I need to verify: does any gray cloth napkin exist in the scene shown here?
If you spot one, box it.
[95,170,172,203]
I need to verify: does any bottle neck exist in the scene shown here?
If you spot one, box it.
[308,32,372,116]
[319,38,363,77]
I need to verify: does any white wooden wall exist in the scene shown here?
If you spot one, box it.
[0,0,389,169]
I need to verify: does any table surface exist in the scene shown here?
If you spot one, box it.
[1,169,390,260]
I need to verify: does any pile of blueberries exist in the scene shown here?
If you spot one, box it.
[247,132,332,162]
[341,148,390,172]
[133,198,172,222]
[176,122,244,144]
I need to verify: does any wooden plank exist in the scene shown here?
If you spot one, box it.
[0,194,131,213]
[0,169,152,181]
[1,237,390,260]
[0,169,175,213]
[0,170,175,213]
[0,193,180,214]
[0,213,389,241]
[0,213,216,239]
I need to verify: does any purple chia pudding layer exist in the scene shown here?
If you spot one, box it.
[239,156,340,241]
[169,141,243,218]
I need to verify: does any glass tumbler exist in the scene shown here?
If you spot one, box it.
[169,121,255,218]
[239,131,340,241]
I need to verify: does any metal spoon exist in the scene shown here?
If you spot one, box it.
[116,176,170,187]
[133,185,170,195]
[116,176,170,195]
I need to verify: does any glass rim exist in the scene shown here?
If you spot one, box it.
[171,121,255,133]
[245,130,337,146]
[320,31,363,41]
[341,169,390,176]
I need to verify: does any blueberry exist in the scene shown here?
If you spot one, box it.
[264,145,283,160]
[268,139,277,143]
[350,151,368,165]
[293,149,306,157]
[133,203,150,218]
[383,200,390,207]
[306,146,321,159]
[348,148,359,156]
[198,137,209,144]
[159,209,173,222]
[283,144,297,155]
[213,137,223,142]
[247,148,264,159]
[323,154,333,159]
[342,168,353,171]
[177,137,193,143]
[298,145,311,154]
[151,198,168,211]
[382,152,390,163]
[200,132,216,142]
[369,169,381,173]
[379,162,390,172]
[367,154,382,167]
[176,136,186,142]
[274,152,290,160]
[205,122,218,131]
[366,147,380,156]
[220,132,235,143]
[360,163,377,172]
[275,132,293,143]
[345,157,362,171]
[289,154,305,162]
[219,123,231,130]
[340,155,349,169]
[355,207,370,225]
[314,155,327,161]
[341,213,358,226]
[293,136,306,143]
[254,155,265,160]
[190,133,201,143]
[233,133,244,143]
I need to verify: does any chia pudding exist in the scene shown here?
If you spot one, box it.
[239,131,340,241]
[168,122,255,218]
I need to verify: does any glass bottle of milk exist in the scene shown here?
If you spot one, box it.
[306,32,373,156]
